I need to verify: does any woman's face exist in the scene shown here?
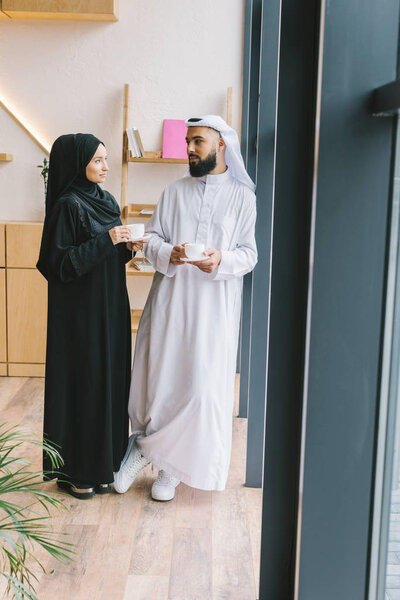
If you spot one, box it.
[86,143,109,183]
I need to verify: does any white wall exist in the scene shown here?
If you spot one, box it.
[0,0,245,309]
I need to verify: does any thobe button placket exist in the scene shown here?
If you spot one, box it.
[196,181,213,244]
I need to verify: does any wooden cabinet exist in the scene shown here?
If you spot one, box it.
[1,0,118,20]
[6,222,43,268]
[7,268,47,366]
[0,224,5,267]
[0,222,46,377]
[0,225,6,374]
[0,269,6,369]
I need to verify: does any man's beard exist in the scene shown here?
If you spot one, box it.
[189,148,217,177]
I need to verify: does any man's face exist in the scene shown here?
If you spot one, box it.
[186,127,219,177]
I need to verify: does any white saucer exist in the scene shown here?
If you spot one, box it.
[181,256,208,262]
[130,234,149,242]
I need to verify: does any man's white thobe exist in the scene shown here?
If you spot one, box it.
[128,169,257,491]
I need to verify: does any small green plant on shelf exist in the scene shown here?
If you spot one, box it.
[37,157,49,197]
[0,422,74,600]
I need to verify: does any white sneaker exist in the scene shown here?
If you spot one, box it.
[113,435,149,494]
[151,470,180,501]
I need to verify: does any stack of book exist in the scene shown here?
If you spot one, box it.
[126,127,145,157]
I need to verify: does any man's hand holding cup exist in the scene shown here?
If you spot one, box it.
[170,243,188,266]
[188,248,221,273]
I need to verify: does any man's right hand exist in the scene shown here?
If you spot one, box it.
[170,243,188,266]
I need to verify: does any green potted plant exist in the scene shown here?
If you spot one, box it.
[0,422,74,599]
[37,158,49,198]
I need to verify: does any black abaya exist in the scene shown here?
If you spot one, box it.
[37,134,132,485]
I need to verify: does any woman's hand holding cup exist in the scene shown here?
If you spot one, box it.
[127,239,148,252]
[109,225,131,245]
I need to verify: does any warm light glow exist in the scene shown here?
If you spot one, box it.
[0,95,51,155]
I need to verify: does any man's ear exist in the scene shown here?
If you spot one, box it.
[218,136,226,151]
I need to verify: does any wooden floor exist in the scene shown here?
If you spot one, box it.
[0,376,262,600]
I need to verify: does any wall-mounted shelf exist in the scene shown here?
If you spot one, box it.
[1,0,118,20]
[0,154,13,161]
[124,203,156,219]
[131,309,142,333]
[129,155,187,165]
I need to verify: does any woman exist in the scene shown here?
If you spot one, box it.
[37,133,143,499]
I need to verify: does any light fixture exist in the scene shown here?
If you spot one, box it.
[0,96,51,155]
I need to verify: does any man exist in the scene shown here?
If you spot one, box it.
[114,115,257,500]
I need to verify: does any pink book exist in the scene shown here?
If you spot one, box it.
[162,119,188,159]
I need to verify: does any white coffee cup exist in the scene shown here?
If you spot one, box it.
[127,223,145,241]
[185,243,205,260]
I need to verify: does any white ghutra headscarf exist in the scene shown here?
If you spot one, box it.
[185,115,255,192]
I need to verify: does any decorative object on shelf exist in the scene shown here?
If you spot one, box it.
[1,0,118,21]
[162,119,187,159]
[127,258,154,275]
[37,156,49,198]
[0,423,74,600]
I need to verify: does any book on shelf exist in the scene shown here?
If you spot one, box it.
[133,128,145,156]
[162,119,187,159]
[126,127,142,157]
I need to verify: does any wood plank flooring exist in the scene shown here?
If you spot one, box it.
[0,376,262,600]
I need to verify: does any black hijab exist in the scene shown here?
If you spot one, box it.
[45,133,120,227]
[37,134,120,280]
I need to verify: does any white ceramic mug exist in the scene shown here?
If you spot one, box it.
[185,243,205,260]
[127,223,145,241]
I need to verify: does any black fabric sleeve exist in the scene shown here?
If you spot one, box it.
[118,243,135,264]
[45,199,115,283]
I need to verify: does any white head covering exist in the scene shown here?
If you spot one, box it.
[185,115,255,192]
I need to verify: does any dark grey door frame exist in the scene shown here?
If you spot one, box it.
[238,0,262,421]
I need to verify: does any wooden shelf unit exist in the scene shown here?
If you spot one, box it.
[121,83,233,337]
[0,154,13,161]
[120,83,233,223]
